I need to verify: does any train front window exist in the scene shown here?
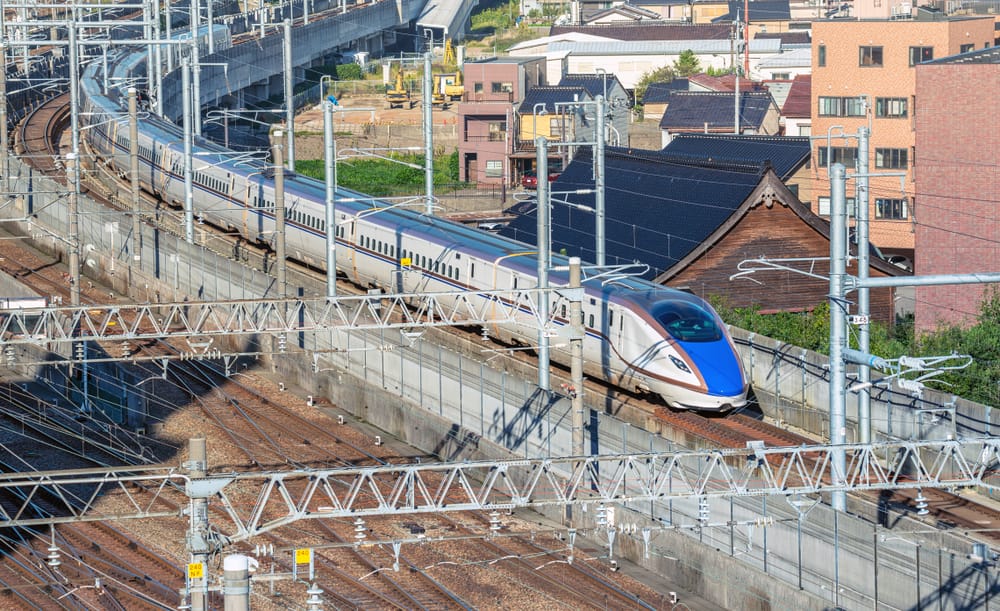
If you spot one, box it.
[655,303,722,342]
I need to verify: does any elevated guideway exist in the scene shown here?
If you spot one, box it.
[415,0,478,46]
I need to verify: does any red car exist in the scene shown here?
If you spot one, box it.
[521,169,560,189]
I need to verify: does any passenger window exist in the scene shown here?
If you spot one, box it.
[561,305,567,318]
[588,314,594,328]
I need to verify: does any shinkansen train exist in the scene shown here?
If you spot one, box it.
[77,46,748,411]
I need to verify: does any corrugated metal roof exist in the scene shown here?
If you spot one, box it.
[659,91,775,130]
[757,47,811,68]
[499,147,765,279]
[549,38,781,55]
[662,133,810,179]
[550,23,732,41]
[517,86,591,114]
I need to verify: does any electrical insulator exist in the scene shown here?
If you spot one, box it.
[698,497,710,524]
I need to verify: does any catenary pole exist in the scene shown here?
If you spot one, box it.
[423,52,434,215]
[829,162,847,512]
[324,100,337,299]
[536,136,551,394]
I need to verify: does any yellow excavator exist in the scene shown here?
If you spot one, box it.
[444,70,464,101]
[431,74,447,108]
[386,70,411,109]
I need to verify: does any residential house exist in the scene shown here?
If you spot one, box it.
[558,73,631,145]
[514,86,595,176]
[512,37,784,87]
[779,73,810,137]
[713,0,793,35]
[756,46,811,79]
[640,78,689,121]
[810,15,995,251]
[688,73,768,92]
[500,146,901,320]
[507,32,613,84]
[457,57,548,185]
[913,46,1000,332]
[659,90,780,145]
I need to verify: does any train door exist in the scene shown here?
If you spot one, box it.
[155,145,172,196]
[346,217,358,283]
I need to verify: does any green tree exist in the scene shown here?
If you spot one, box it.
[672,50,701,77]
[633,65,676,106]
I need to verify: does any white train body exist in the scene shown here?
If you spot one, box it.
[80,49,748,412]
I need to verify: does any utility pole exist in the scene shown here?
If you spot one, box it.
[569,257,584,457]
[128,88,141,269]
[829,162,848,513]
[1,43,7,197]
[423,52,434,215]
[191,0,202,136]
[535,136,551,394]
[856,121,872,444]
[283,19,294,171]
[594,96,606,266]
[273,131,287,300]
[185,436,210,611]
[734,10,741,135]
[182,57,195,244]
[324,100,337,299]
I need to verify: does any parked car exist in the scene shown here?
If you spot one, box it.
[521,169,561,189]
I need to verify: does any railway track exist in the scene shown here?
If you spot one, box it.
[8,36,1000,609]
[16,92,71,179]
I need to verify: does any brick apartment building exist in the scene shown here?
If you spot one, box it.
[457,57,547,185]
[810,15,995,252]
[913,47,1000,332]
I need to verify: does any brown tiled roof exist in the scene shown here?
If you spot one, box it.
[688,73,766,92]
[780,74,811,118]
[549,23,732,41]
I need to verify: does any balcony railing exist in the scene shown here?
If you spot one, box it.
[462,91,515,103]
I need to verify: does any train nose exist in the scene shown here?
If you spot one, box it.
[680,341,746,397]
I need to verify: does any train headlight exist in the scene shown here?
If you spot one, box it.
[669,355,691,373]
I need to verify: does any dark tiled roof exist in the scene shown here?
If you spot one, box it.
[517,86,590,114]
[755,31,810,44]
[642,79,689,103]
[722,0,791,20]
[499,147,766,279]
[550,23,732,41]
[662,133,810,179]
[558,73,625,99]
[659,91,775,130]
[780,73,811,118]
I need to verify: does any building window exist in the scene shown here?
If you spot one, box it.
[488,121,506,141]
[485,160,503,178]
[772,72,790,80]
[816,146,858,168]
[859,46,883,67]
[818,45,826,67]
[876,198,908,219]
[491,81,513,94]
[960,43,975,53]
[474,82,484,94]
[875,97,907,118]
[817,196,857,216]
[909,46,933,66]
[875,148,908,169]
[818,96,865,117]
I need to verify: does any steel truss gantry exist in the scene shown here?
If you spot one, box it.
[0,287,580,359]
[2,438,998,543]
